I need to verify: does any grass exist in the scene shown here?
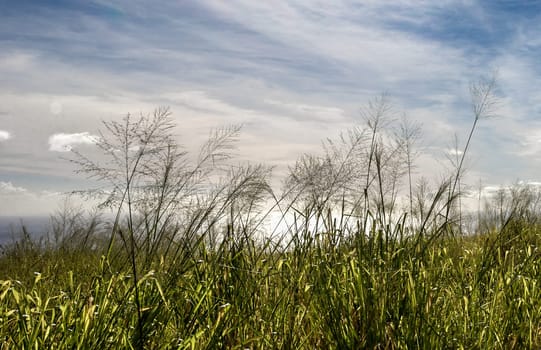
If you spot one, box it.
[2,220,541,349]
[3,81,541,348]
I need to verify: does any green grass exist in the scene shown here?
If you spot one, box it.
[1,219,541,349]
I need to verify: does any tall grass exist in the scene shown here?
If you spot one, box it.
[2,78,541,349]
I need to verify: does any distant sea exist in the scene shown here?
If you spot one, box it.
[0,216,51,246]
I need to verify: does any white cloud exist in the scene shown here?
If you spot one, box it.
[49,100,63,115]
[513,128,541,156]
[0,130,10,141]
[0,181,27,194]
[0,185,89,216]
[48,132,99,152]
[445,148,463,156]
[0,52,35,71]
[475,181,541,198]
[39,190,63,197]
[264,99,345,122]
[163,91,254,117]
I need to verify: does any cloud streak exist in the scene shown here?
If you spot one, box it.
[48,132,99,152]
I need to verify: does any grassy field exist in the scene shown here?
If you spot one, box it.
[2,215,541,349]
[3,82,541,349]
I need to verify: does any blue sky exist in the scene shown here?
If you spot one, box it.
[1,0,541,215]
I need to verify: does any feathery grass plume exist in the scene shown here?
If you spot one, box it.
[67,107,278,348]
[445,73,500,231]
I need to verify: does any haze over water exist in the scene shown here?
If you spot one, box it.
[0,216,50,245]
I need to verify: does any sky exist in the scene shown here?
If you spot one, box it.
[1,0,541,216]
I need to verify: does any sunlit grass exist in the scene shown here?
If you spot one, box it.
[2,222,541,349]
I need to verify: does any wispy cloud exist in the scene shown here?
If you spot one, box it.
[0,130,10,142]
[48,132,99,152]
[0,181,27,194]
[163,91,255,117]
[1,1,541,214]
[0,51,35,71]
[510,127,541,157]
[264,99,346,123]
